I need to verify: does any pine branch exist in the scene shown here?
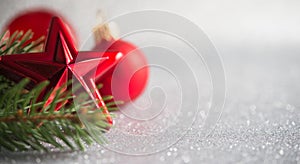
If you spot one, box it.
[0,78,112,152]
[0,30,123,152]
[0,30,44,56]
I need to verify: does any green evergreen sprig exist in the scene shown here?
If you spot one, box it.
[0,30,44,56]
[0,78,117,152]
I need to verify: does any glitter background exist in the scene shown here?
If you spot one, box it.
[0,0,300,163]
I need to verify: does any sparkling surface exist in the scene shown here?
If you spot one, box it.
[0,0,300,163]
[1,56,300,163]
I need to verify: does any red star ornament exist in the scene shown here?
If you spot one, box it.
[0,17,122,125]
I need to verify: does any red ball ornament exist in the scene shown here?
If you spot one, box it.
[93,25,149,102]
[5,9,77,46]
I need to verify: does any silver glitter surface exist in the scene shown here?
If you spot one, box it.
[0,0,300,163]
[1,55,300,163]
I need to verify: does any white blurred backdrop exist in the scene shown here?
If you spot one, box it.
[1,0,300,163]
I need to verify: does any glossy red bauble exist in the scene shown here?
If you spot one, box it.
[5,9,77,46]
[93,39,149,102]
